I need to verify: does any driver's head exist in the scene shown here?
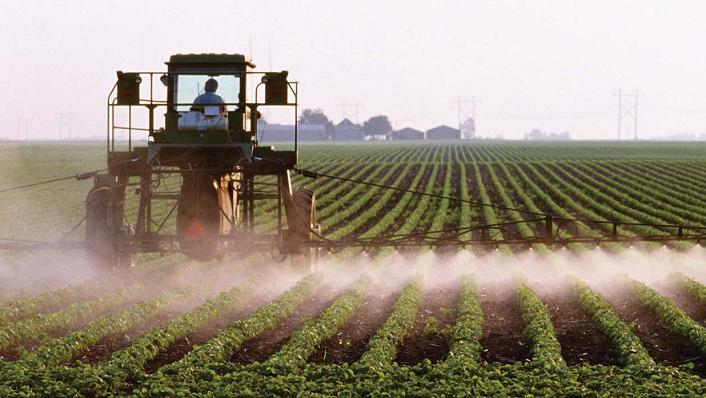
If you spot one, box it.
[204,78,218,93]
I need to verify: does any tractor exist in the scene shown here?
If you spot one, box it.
[85,53,318,270]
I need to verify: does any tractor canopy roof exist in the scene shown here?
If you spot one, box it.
[167,53,256,69]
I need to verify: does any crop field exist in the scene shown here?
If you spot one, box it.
[3,141,706,396]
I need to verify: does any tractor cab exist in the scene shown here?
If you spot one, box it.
[88,53,317,270]
[162,53,253,145]
[110,53,297,170]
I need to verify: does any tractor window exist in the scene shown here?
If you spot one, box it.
[175,75,240,112]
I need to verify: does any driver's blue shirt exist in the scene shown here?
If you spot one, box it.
[193,92,225,105]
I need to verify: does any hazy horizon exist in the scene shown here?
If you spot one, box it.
[1,0,705,140]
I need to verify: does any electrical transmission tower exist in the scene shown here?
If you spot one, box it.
[337,101,364,124]
[454,96,479,139]
[613,89,643,140]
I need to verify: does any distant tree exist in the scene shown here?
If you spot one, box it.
[526,129,545,140]
[361,115,393,136]
[299,108,329,125]
[299,108,334,139]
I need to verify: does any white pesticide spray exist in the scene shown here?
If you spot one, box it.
[2,245,706,321]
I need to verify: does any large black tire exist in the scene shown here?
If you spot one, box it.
[85,187,132,270]
[290,187,318,272]
[176,173,222,260]
[176,173,236,260]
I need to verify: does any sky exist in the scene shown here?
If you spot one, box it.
[1,0,705,140]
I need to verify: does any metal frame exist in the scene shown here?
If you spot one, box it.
[4,215,705,252]
[106,71,299,156]
[99,65,304,260]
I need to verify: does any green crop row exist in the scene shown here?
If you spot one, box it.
[446,277,483,366]
[559,162,693,226]
[357,163,428,239]
[629,161,706,199]
[88,278,259,395]
[627,278,706,356]
[265,275,370,371]
[392,164,439,236]
[142,272,323,393]
[0,284,144,352]
[0,289,191,396]
[516,280,566,369]
[428,163,452,232]
[0,280,101,327]
[587,162,706,225]
[326,163,414,239]
[0,287,193,396]
[536,163,661,236]
[357,278,421,371]
[571,278,654,366]
[320,163,403,223]
[253,161,372,232]
[671,273,706,305]
[35,287,194,366]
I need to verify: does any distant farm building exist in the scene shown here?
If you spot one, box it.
[390,127,424,140]
[333,119,363,141]
[257,121,326,142]
[426,125,460,140]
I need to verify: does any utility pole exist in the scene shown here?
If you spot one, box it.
[633,89,639,141]
[613,89,642,141]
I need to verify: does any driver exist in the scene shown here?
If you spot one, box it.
[191,78,226,113]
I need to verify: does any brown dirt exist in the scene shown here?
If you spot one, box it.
[0,291,159,361]
[309,290,398,364]
[478,284,532,364]
[72,311,182,364]
[658,281,706,325]
[540,286,618,365]
[605,288,706,376]
[396,286,459,365]
[229,286,339,364]
[142,291,275,372]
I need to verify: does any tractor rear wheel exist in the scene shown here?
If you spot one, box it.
[85,187,132,270]
[289,187,318,272]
